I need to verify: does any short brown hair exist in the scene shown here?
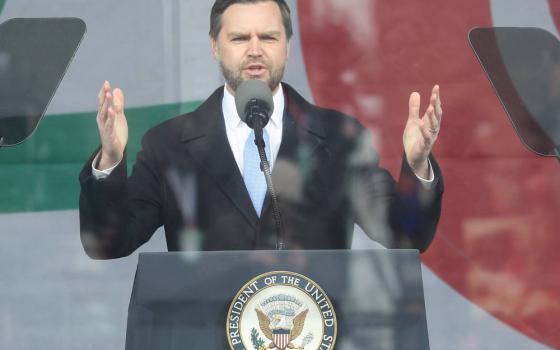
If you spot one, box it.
[209,0,293,40]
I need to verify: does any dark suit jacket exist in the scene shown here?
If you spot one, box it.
[79,83,443,259]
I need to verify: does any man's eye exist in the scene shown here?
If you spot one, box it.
[232,37,247,42]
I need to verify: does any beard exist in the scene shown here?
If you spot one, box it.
[220,59,285,93]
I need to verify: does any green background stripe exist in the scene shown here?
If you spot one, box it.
[0,0,5,13]
[0,101,201,213]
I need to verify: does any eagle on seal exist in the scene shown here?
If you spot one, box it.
[255,307,309,350]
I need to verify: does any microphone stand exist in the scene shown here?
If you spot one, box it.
[253,120,286,250]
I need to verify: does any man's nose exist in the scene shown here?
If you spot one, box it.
[248,36,263,56]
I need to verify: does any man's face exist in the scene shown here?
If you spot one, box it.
[211,1,290,94]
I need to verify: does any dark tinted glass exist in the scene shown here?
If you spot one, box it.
[0,18,86,146]
[469,27,560,156]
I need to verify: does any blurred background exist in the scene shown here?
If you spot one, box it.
[1,0,559,349]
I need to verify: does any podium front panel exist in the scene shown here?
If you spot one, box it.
[126,249,429,350]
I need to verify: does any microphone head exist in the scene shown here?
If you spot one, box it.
[234,79,274,126]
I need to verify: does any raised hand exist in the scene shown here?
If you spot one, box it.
[402,85,443,179]
[96,81,128,170]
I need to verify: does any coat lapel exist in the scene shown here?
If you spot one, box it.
[262,84,327,215]
[180,88,259,229]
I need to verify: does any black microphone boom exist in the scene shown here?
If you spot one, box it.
[234,80,286,250]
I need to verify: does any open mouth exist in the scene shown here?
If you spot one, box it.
[244,64,267,76]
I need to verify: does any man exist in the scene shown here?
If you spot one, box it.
[79,0,443,259]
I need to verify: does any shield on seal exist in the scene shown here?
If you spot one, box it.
[273,329,290,349]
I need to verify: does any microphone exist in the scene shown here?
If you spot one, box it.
[234,80,286,250]
[235,79,274,130]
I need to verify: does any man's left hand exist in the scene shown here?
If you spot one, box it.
[403,85,443,179]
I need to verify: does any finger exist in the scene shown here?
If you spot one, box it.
[97,81,111,107]
[417,114,433,141]
[106,106,115,134]
[431,84,439,97]
[425,105,440,138]
[433,84,443,121]
[421,92,436,119]
[96,91,112,125]
[408,92,421,121]
[429,92,437,110]
[105,92,113,118]
[101,93,113,129]
[420,121,433,141]
[113,88,125,115]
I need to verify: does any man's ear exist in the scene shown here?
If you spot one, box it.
[211,37,219,60]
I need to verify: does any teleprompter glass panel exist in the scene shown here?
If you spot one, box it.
[469,27,560,156]
[0,17,86,146]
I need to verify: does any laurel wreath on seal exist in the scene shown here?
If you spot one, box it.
[251,328,266,350]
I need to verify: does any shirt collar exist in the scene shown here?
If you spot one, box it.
[222,83,285,130]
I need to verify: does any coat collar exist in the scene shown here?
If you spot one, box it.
[180,83,326,143]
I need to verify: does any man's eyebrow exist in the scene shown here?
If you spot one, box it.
[227,32,250,39]
[259,31,281,37]
[226,31,282,38]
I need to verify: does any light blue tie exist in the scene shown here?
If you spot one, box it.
[243,129,271,217]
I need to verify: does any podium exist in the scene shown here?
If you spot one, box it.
[126,250,430,350]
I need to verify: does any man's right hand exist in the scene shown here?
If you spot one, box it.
[96,81,128,170]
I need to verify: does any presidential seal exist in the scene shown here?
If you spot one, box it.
[227,271,337,350]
